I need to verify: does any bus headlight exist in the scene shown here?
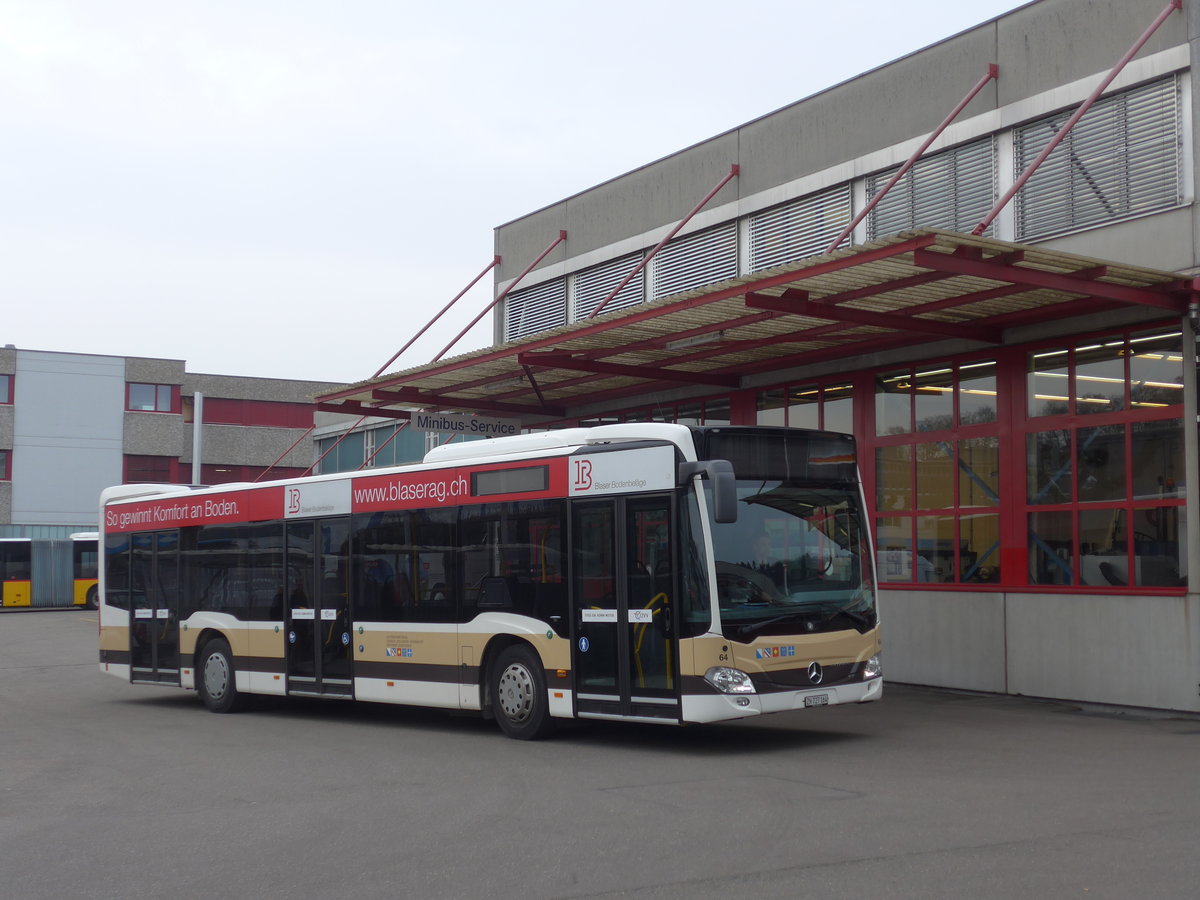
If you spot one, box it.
[705,666,756,694]
[862,655,882,679]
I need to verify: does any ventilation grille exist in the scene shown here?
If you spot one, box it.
[504,278,567,341]
[868,136,997,239]
[1015,75,1182,242]
[750,184,852,271]
[652,222,738,299]
[573,252,645,320]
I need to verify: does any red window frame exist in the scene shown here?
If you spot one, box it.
[126,383,180,413]
[1020,326,1186,592]
[863,353,1006,588]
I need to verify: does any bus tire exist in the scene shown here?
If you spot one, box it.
[196,637,244,714]
[490,644,553,740]
[84,586,99,610]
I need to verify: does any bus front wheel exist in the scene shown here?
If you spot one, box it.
[84,586,99,610]
[196,638,245,714]
[490,645,553,740]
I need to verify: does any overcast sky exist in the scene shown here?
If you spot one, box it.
[3,0,1023,384]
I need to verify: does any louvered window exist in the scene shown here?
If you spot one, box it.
[652,222,738,299]
[1015,76,1182,242]
[504,278,566,341]
[572,252,645,321]
[750,184,852,271]
[868,137,996,239]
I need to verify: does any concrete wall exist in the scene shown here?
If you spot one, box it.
[884,589,1200,713]
[12,350,124,526]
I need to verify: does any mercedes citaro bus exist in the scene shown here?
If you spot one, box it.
[99,424,880,738]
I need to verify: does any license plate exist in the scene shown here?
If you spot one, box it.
[804,694,829,708]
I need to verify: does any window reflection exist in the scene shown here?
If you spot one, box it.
[1029,510,1073,585]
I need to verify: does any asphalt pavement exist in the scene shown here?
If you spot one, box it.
[1,609,1197,899]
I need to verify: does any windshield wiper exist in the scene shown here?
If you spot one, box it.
[728,612,806,640]
[812,603,873,632]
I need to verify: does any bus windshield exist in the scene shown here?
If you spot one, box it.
[705,479,876,641]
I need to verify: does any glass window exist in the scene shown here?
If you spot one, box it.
[0,374,11,404]
[1131,506,1184,587]
[915,442,954,509]
[958,360,997,425]
[1079,509,1126,587]
[676,403,703,426]
[1077,425,1125,502]
[1131,419,1183,500]
[959,512,1000,583]
[1027,349,1070,417]
[875,445,912,511]
[823,383,854,434]
[1130,329,1185,409]
[703,398,730,426]
[1029,510,1073,585]
[876,517,917,583]
[1074,340,1125,414]
[876,370,911,435]
[0,449,9,481]
[914,367,954,432]
[1027,430,1072,505]
[755,390,787,426]
[787,385,821,429]
[916,515,956,583]
[959,437,999,507]
[128,383,175,412]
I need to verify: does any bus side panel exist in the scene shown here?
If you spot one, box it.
[245,623,287,696]
[464,614,573,718]
[98,607,131,681]
[179,614,286,695]
[73,579,97,607]
[3,581,32,607]
[353,624,466,710]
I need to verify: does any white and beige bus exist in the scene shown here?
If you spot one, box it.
[98,423,881,739]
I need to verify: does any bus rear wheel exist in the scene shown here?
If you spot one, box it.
[84,586,99,610]
[196,638,245,713]
[490,645,553,740]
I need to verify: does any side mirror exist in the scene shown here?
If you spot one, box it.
[678,459,738,524]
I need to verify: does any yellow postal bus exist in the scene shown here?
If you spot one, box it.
[99,424,881,738]
[1,534,99,609]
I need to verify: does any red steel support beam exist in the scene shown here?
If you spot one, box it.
[517,351,741,388]
[359,421,409,470]
[745,290,1002,343]
[372,256,500,378]
[315,234,940,404]
[254,424,315,482]
[434,231,567,362]
[972,0,1182,236]
[315,402,413,420]
[827,64,999,252]
[303,415,369,476]
[912,249,1185,311]
[588,164,740,319]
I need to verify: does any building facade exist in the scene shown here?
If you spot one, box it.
[317,0,1200,712]
[0,346,345,538]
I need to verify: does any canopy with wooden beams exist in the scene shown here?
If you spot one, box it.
[315,229,1194,423]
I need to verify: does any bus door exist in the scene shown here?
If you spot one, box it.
[571,495,678,721]
[129,530,181,685]
[285,517,353,698]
